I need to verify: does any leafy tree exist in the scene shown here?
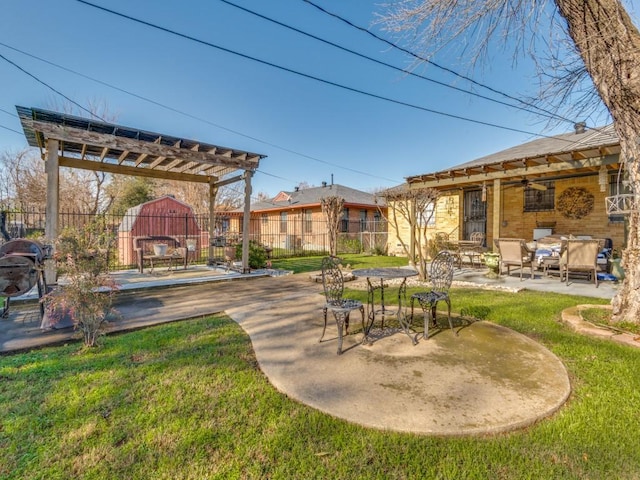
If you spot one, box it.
[108,177,155,216]
[379,0,640,322]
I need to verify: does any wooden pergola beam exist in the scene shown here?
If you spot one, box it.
[30,120,260,170]
[409,155,620,188]
[58,156,213,183]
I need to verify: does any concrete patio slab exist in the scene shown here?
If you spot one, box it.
[2,265,613,436]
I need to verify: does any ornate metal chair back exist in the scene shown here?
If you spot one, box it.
[321,256,345,304]
[469,231,485,246]
[430,251,455,292]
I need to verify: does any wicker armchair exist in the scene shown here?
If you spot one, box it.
[560,239,602,287]
[494,238,535,280]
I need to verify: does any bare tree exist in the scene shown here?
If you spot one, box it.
[321,196,344,257]
[255,191,271,202]
[45,99,119,214]
[377,186,439,280]
[0,149,110,214]
[0,149,46,208]
[379,0,640,322]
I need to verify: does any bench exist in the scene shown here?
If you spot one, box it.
[133,235,187,273]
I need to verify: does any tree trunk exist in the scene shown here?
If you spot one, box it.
[555,0,640,322]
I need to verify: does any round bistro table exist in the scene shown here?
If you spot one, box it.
[351,267,419,344]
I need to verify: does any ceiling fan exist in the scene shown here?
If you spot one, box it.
[520,179,547,191]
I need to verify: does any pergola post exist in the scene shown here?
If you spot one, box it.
[409,199,416,266]
[492,178,501,250]
[207,182,219,265]
[241,171,253,273]
[44,139,59,285]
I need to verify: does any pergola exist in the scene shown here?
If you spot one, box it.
[17,106,266,280]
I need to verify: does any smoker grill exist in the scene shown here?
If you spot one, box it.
[0,212,52,318]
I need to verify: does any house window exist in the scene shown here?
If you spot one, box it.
[261,214,268,225]
[359,210,367,231]
[372,210,382,231]
[340,208,349,233]
[417,202,436,227]
[523,181,555,212]
[609,173,631,223]
[303,210,313,233]
[280,212,287,233]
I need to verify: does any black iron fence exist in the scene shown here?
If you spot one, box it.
[0,208,388,270]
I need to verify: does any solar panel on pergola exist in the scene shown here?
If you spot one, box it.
[17,106,265,186]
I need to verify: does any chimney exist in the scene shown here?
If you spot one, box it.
[294,186,299,192]
[574,122,586,134]
[322,181,327,187]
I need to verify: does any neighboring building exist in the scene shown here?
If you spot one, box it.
[230,183,387,253]
[388,124,628,255]
[118,195,204,265]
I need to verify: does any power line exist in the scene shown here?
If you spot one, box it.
[0,52,106,122]
[0,107,18,118]
[0,123,23,135]
[0,40,403,185]
[302,0,579,126]
[219,0,566,124]
[72,0,563,139]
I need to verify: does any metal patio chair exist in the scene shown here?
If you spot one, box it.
[319,256,365,355]
[459,231,485,268]
[410,251,456,341]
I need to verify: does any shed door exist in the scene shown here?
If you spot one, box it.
[463,190,486,242]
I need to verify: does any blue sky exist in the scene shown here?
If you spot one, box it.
[0,0,618,198]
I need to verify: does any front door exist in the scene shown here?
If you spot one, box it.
[463,190,486,243]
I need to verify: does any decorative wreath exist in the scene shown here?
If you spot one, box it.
[557,187,594,219]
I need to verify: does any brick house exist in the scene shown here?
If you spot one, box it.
[387,124,628,255]
[229,183,387,253]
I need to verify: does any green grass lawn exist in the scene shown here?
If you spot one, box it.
[2,285,640,478]
[270,253,408,274]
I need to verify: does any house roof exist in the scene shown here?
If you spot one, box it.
[244,184,384,213]
[406,125,621,189]
[17,106,266,186]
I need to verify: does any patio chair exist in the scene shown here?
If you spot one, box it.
[560,239,602,287]
[434,231,461,266]
[319,256,365,355]
[410,251,456,341]
[459,231,485,268]
[494,238,535,280]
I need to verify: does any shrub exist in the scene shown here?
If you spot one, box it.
[235,241,268,269]
[44,222,118,347]
[337,237,362,254]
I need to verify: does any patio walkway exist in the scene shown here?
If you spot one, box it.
[1,264,617,435]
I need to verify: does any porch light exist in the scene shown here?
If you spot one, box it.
[598,165,608,192]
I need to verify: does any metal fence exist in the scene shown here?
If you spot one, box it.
[0,208,388,270]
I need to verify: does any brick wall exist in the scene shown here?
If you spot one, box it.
[388,176,626,257]
[498,175,624,251]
